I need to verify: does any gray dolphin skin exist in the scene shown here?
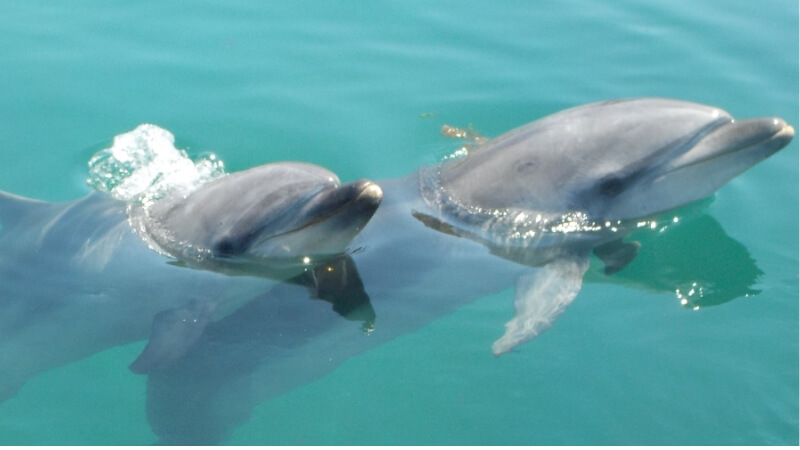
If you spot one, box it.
[132,162,383,276]
[0,98,793,444]
[138,98,793,444]
[0,161,382,396]
[440,98,793,222]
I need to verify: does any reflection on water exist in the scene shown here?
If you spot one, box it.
[587,213,761,309]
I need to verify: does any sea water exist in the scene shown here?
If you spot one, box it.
[0,0,796,445]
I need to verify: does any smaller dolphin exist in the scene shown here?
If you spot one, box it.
[127,162,383,372]
[0,160,382,397]
[131,162,383,277]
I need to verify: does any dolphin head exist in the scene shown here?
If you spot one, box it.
[141,162,382,271]
[440,98,794,222]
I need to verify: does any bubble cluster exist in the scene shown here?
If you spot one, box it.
[86,124,226,205]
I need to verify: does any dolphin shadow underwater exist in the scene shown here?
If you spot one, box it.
[0,98,793,444]
[138,98,793,444]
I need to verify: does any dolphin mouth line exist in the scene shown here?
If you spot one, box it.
[661,120,794,176]
[256,181,383,243]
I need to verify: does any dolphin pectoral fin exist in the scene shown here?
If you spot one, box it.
[292,255,376,332]
[412,211,465,238]
[129,300,217,374]
[593,239,640,275]
[492,255,590,356]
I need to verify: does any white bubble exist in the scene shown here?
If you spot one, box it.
[87,124,226,204]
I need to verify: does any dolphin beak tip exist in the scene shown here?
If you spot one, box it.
[771,117,793,135]
[784,123,795,139]
[358,181,384,205]
[757,117,795,151]
[774,119,795,149]
[365,182,383,198]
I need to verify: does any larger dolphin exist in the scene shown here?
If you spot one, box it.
[142,98,794,444]
[423,98,794,353]
[0,161,382,398]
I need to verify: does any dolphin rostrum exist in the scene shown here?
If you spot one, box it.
[0,160,382,397]
[140,98,793,444]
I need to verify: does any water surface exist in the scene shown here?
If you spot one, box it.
[0,0,796,445]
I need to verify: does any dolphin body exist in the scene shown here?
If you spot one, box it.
[138,98,794,444]
[424,98,794,354]
[0,162,382,399]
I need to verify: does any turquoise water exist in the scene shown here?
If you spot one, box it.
[0,0,797,445]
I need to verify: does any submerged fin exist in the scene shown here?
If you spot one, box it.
[412,210,468,238]
[129,300,217,374]
[412,210,486,243]
[593,239,640,275]
[492,255,590,356]
[291,255,376,332]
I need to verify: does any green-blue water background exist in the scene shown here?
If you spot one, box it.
[0,0,797,445]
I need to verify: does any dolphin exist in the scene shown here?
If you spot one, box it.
[0,161,382,398]
[140,98,794,444]
[418,98,794,354]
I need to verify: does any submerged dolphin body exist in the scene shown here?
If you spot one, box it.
[141,98,794,444]
[0,162,382,397]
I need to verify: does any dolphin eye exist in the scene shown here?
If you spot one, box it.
[598,177,625,197]
[514,160,537,173]
[214,237,246,256]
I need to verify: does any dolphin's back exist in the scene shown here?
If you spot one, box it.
[0,192,144,335]
[0,191,131,255]
[0,191,50,230]
[0,192,135,333]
